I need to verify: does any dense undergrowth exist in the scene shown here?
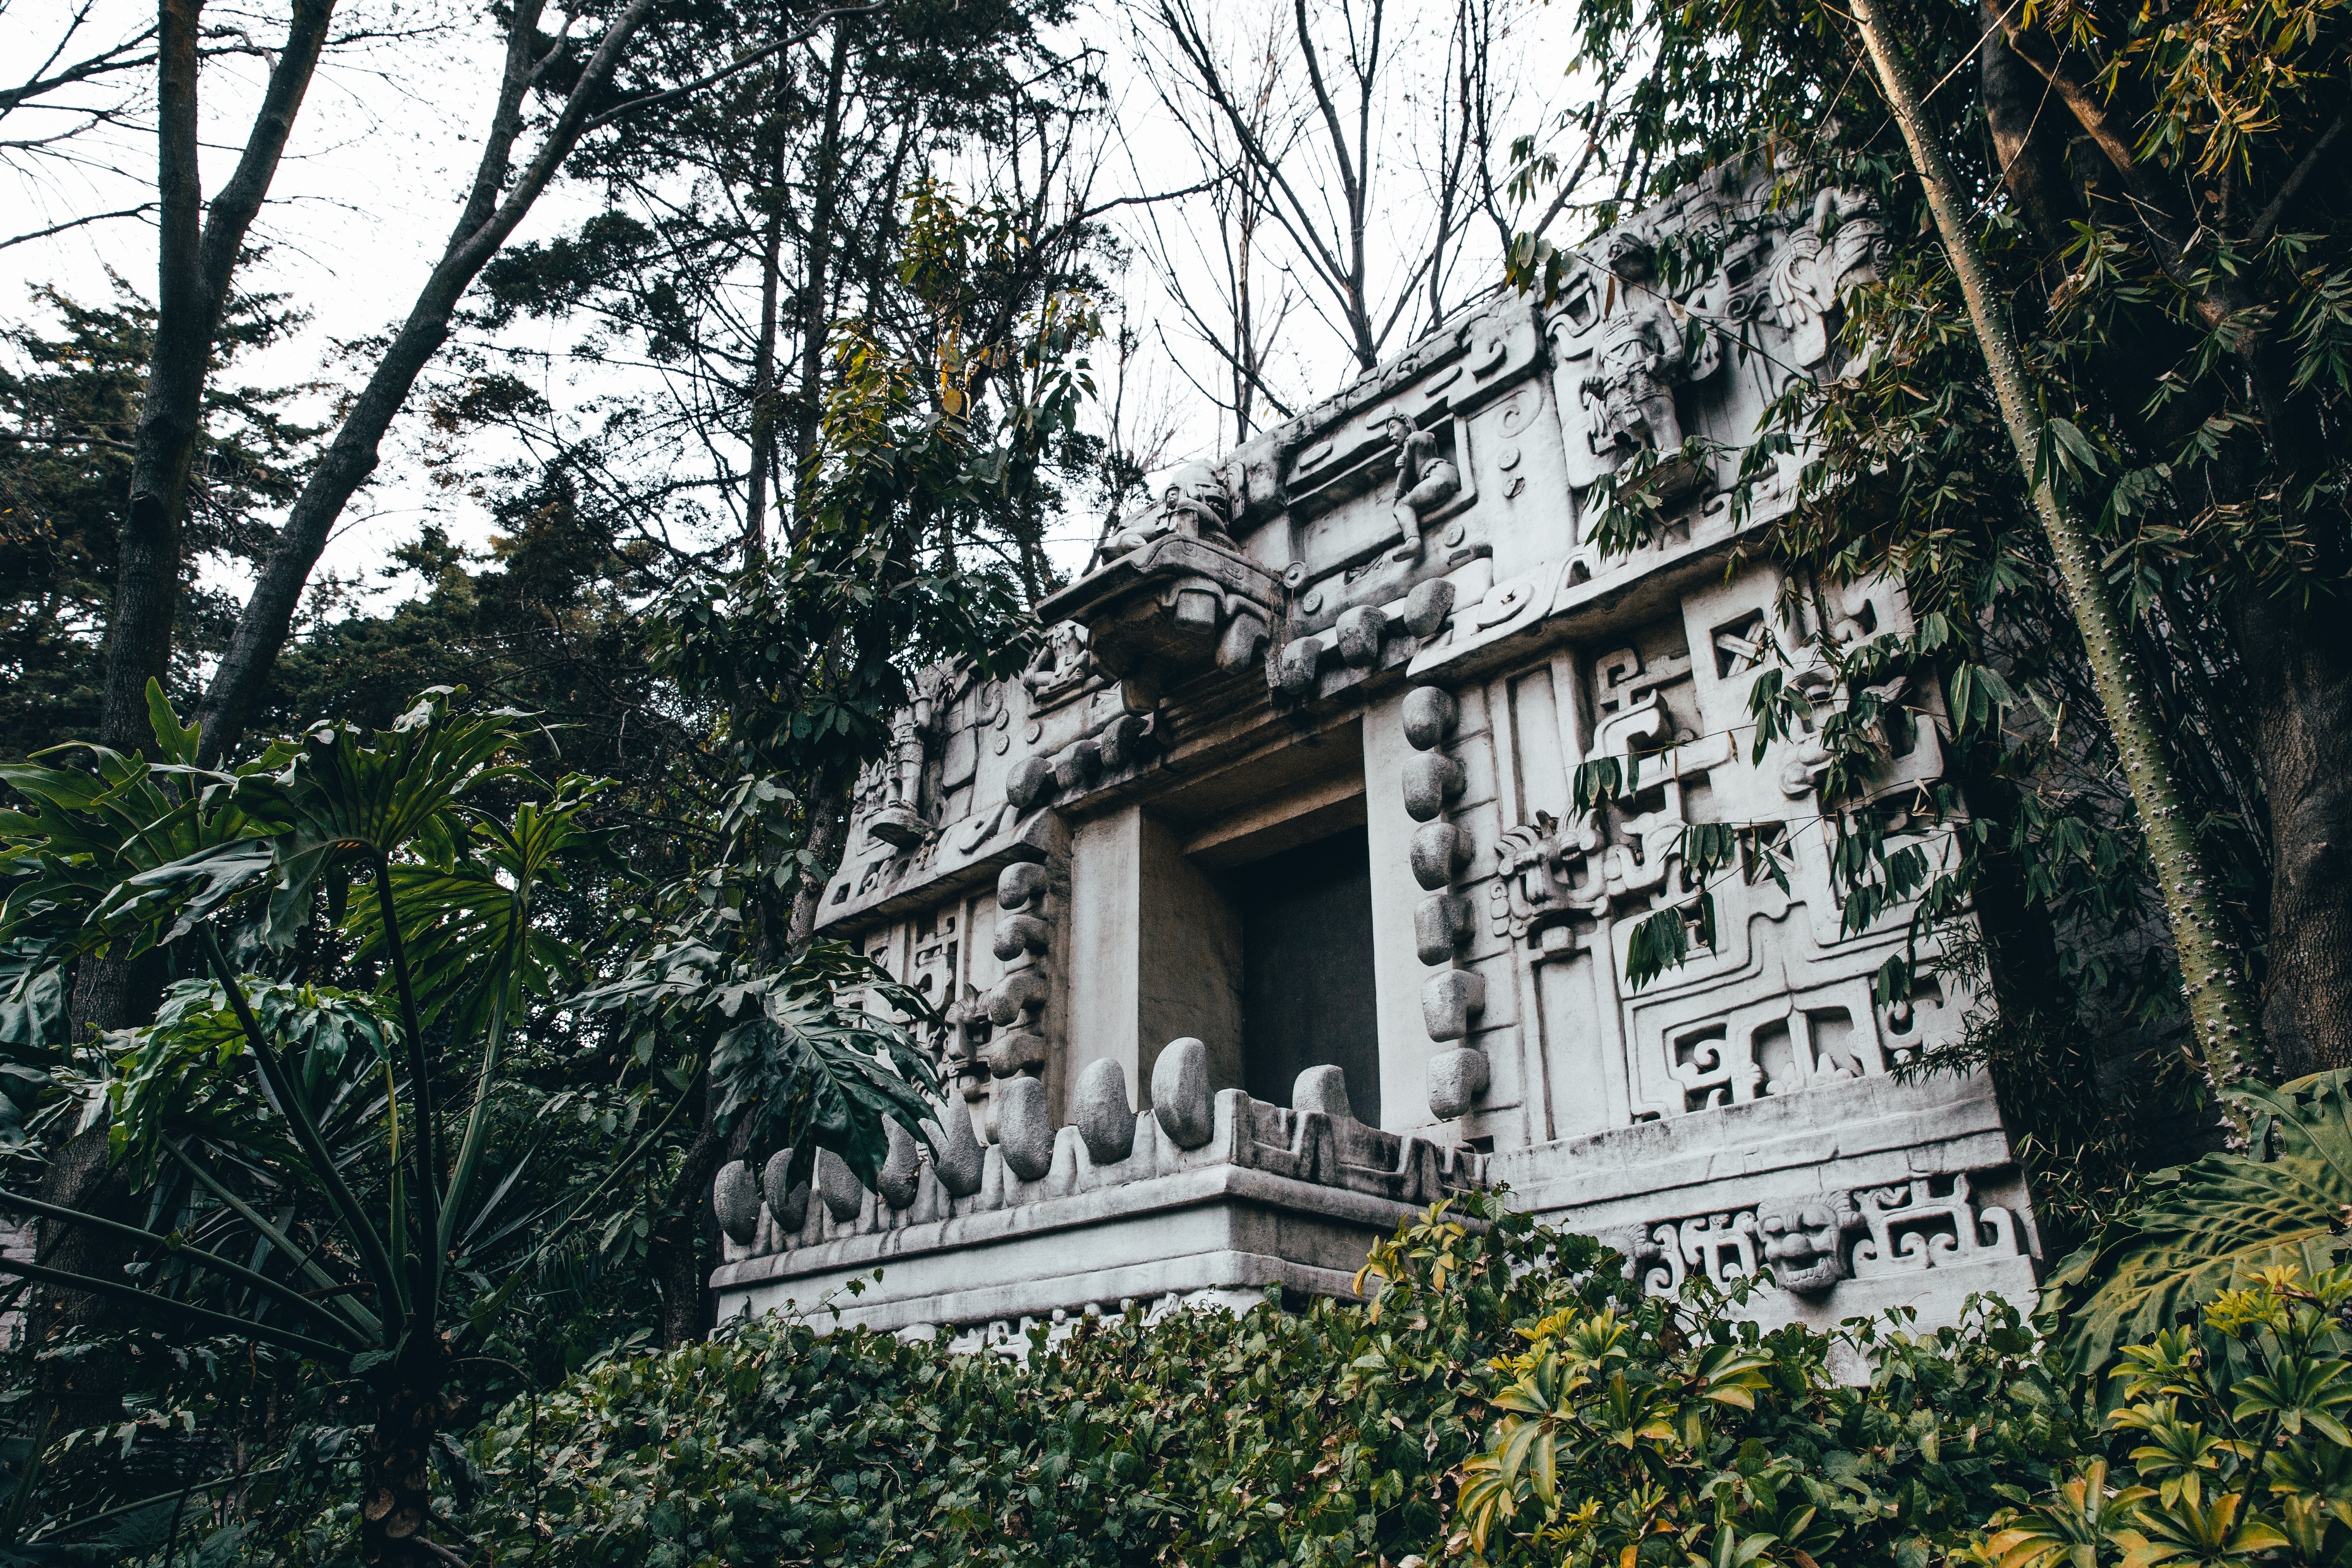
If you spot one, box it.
[242,1195,2170,1568]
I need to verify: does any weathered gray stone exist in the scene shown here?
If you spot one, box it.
[926,1099,986,1197]
[1400,752,1466,821]
[1273,634,1324,698]
[1422,969,1485,1041]
[1426,1047,1489,1119]
[762,1148,809,1232]
[817,1148,864,1222]
[741,169,2044,1345]
[1151,1037,1215,1149]
[993,912,1050,960]
[1006,754,1055,810]
[1409,821,1472,888]
[1291,1064,1353,1121]
[1401,686,1459,750]
[1073,1057,1136,1165]
[996,1075,1056,1181]
[877,1119,921,1210]
[999,860,1049,909]
[714,1159,760,1243]
[1414,894,1471,965]
[1757,1191,1860,1296]
[1335,604,1387,666]
[1400,577,1456,638]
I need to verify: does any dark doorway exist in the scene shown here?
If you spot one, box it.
[1226,826,1381,1125]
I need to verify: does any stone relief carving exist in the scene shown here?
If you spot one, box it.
[1579,232,1713,502]
[1400,683,1490,1119]
[1380,415,1464,566]
[773,165,2033,1348]
[1768,187,1887,377]
[1605,1173,2020,1302]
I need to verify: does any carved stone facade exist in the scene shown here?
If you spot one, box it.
[714,164,2038,1339]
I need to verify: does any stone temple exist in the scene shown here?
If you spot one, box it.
[709,165,2041,1348]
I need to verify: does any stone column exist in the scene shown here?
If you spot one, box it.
[1065,806,1244,1112]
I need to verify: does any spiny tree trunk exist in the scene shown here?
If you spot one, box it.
[1978,6,2352,1079]
[1847,0,2263,1120]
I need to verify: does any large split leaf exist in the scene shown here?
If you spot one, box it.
[2038,1070,2352,1382]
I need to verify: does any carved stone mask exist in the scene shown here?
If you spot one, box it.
[1756,1192,1856,1295]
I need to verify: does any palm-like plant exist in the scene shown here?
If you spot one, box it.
[0,688,931,1566]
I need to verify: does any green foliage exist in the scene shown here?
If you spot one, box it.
[331,1199,2086,1568]
[1990,1266,2352,1568]
[2038,1072,2352,1386]
[0,283,319,759]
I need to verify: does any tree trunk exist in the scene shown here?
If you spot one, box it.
[1847,0,2264,1121]
[787,21,854,530]
[101,0,336,755]
[787,769,852,949]
[358,1340,443,1567]
[650,1072,722,1349]
[194,0,659,767]
[99,0,204,756]
[2226,593,2352,1079]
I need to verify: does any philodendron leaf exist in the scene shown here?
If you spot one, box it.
[2038,1069,2352,1387]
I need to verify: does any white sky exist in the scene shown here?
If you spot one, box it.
[2,0,1581,611]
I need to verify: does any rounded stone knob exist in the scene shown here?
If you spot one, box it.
[876,1118,921,1210]
[714,1159,760,1244]
[1291,1064,1353,1121]
[815,1148,864,1222]
[1151,1037,1216,1150]
[926,1098,986,1198]
[762,1148,809,1233]
[1401,686,1460,750]
[1073,1058,1137,1165]
[1427,1047,1490,1120]
[996,1075,1056,1182]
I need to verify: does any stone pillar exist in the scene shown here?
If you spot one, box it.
[1363,691,1443,1133]
[1065,806,1244,1112]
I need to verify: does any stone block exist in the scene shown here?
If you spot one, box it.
[993,912,1050,961]
[817,1148,864,1222]
[1422,968,1485,1040]
[986,968,1051,1026]
[1273,634,1324,699]
[714,1159,760,1243]
[1400,577,1456,638]
[878,1119,921,1210]
[1074,1057,1137,1165]
[996,1075,1056,1181]
[1414,894,1472,965]
[1006,755,1054,810]
[1292,1064,1354,1121]
[999,860,1049,908]
[927,1101,986,1197]
[1427,1046,1490,1119]
[1335,605,1387,666]
[1409,821,1473,888]
[1152,1036,1216,1149]
[762,1148,809,1232]
[1402,686,1459,750]
[1401,752,1467,821]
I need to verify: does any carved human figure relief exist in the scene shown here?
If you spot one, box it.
[1097,458,1236,564]
[1768,187,1887,377]
[1378,415,1463,565]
